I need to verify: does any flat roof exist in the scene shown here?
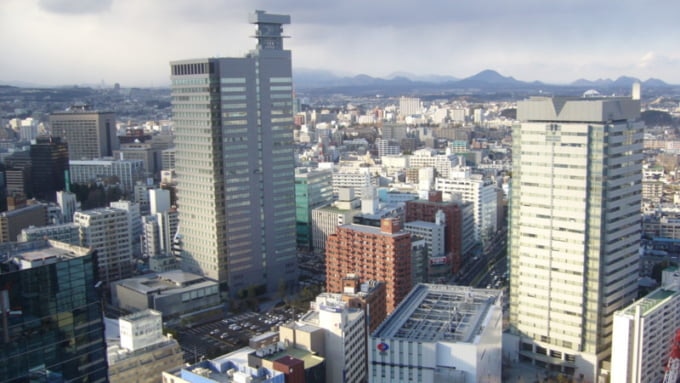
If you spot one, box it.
[620,288,679,317]
[114,271,216,295]
[340,223,408,238]
[372,283,501,343]
[0,240,92,272]
[263,346,324,369]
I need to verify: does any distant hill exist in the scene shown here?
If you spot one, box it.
[570,76,669,88]
[293,67,676,95]
[453,69,535,88]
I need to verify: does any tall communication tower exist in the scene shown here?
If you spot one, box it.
[663,329,680,383]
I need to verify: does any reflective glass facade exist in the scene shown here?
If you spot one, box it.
[0,245,108,382]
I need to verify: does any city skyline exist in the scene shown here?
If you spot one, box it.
[2,0,680,87]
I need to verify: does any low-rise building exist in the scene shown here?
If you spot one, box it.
[107,309,184,383]
[69,158,144,194]
[280,293,366,383]
[111,270,220,317]
[369,284,503,383]
[162,348,285,383]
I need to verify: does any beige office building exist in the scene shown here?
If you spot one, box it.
[50,103,118,160]
[507,95,643,381]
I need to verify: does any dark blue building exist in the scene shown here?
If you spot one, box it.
[0,240,108,382]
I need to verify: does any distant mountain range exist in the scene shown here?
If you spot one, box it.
[293,68,675,95]
[2,69,675,96]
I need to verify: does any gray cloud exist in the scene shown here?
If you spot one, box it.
[1,0,679,86]
[38,0,112,14]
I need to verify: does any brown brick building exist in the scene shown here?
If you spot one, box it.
[405,191,464,274]
[326,218,412,314]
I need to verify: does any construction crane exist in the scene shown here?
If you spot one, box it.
[663,329,680,383]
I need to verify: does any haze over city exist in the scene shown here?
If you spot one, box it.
[2,0,680,87]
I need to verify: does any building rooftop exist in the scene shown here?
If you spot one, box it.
[620,288,679,317]
[107,337,179,365]
[0,239,92,273]
[517,96,640,122]
[0,203,45,218]
[120,308,162,322]
[113,270,216,295]
[262,345,324,370]
[372,283,501,343]
[339,222,408,237]
[174,347,283,383]
[404,220,442,230]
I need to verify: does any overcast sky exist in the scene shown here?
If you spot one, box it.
[1,0,679,87]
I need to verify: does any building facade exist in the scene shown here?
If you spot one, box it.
[0,203,48,243]
[296,293,367,383]
[369,284,503,383]
[435,170,499,244]
[170,10,298,296]
[610,268,680,383]
[50,103,118,161]
[108,309,184,383]
[74,207,133,284]
[30,136,69,202]
[111,270,221,318]
[326,218,412,314]
[69,159,144,194]
[310,189,360,255]
[508,96,643,380]
[0,240,108,382]
[18,222,79,244]
[405,191,472,275]
[295,167,334,250]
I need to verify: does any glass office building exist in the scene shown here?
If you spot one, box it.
[0,240,108,382]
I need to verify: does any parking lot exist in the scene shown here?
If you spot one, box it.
[178,307,302,362]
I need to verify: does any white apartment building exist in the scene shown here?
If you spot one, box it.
[69,159,144,194]
[285,293,366,383]
[611,268,680,383]
[369,284,503,383]
[110,200,141,251]
[435,170,498,243]
[403,212,446,259]
[408,148,463,179]
[141,215,162,257]
[141,208,179,259]
[398,96,421,118]
[332,167,378,198]
[74,207,133,283]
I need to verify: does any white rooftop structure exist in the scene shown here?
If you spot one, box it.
[370,283,503,383]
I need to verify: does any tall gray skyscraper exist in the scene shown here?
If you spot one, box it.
[170,10,298,296]
[507,95,643,381]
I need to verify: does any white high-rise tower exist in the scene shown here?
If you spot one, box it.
[508,94,643,381]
